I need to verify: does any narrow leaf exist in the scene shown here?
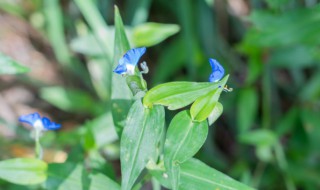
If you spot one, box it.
[44,0,72,66]
[144,75,229,110]
[0,53,29,75]
[112,6,133,133]
[74,0,113,100]
[133,22,180,47]
[121,99,165,190]
[74,0,112,57]
[237,88,258,133]
[239,129,277,147]
[180,158,255,190]
[0,158,47,185]
[40,86,102,115]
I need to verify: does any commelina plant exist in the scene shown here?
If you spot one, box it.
[112,44,252,190]
[0,7,254,190]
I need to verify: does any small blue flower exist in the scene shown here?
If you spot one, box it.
[209,58,225,82]
[113,47,146,75]
[19,112,61,131]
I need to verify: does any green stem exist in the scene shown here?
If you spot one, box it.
[34,129,43,160]
[262,64,271,129]
[251,161,266,188]
[274,142,296,190]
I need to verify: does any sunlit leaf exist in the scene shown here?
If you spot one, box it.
[208,102,223,126]
[190,84,224,122]
[0,158,47,185]
[144,75,228,110]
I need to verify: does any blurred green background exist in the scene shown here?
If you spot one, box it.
[0,0,320,189]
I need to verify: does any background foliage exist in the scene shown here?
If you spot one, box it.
[0,0,320,189]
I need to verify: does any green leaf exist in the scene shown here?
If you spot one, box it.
[125,0,152,26]
[275,107,299,136]
[268,46,318,68]
[208,102,223,126]
[164,111,208,189]
[147,161,172,189]
[46,163,88,190]
[242,7,320,48]
[44,0,72,66]
[40,86,102,115]
[144,75,229,110]
[190,85,224,122]
[81,112,118,150]
[300,74,320,101]
[179,158,255,190]
[0,158,47,185]
[121,99,165,190]
[87,58,112,101]
[0,53,29,75]
[74,0,112,57]
[132,22,180,47]
[90,173,120,190]
[111,6,134,133]
[45,163,120,190]
[239,129,277,147]
[300,108,320,151]
[237,88,258,133]
[74,0,113,101]
[70,34,105,56]
[256,146,273,162]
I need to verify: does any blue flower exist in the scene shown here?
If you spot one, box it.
[209,58,224,82]
[113,47,146,75]
[19,112,61,131]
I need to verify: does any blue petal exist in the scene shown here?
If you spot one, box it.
[113,47,146,75]
[113,62,127,74]
[121,47,146,66]
[42,117,61,130]
[209,59,224,82]
[19,112,41,126]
